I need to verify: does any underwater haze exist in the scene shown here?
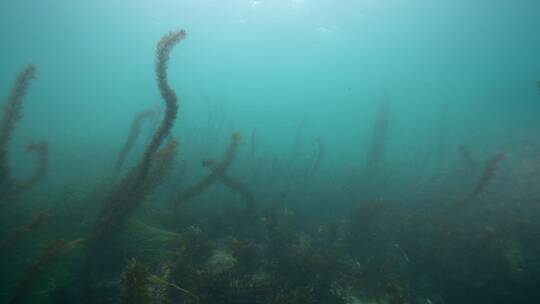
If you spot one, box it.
[1,0,540,303]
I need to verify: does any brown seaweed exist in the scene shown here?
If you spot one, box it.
[115,109,156,173]
[310,138,324,176]
[366,101,390,176]
[8,238,83,304]
[0,65,37,197]
[466,153,505,201]
[89,30,186,252]
[458,145,475,170]
[0,209,50,252]
[175,133,240,208]
[202,157,256,213]
[14,141,48,193]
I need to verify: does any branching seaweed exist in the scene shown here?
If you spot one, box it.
[202,157,256,213]
[366,101,390,176]
[8,238,83,304]
[175,133,240,208]
[115,109,156,173]
[466,153,505,201]
[144,139,179,190]
[88,30,186,259]
[14,141,48,193]
[458,145,475,170]
[0,209,50,252]
[310,138,324,176]
[0,65,39,197]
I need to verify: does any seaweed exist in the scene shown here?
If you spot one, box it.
[202,157,256,213]
[309,138,324,176]
[121,258,199,304]
[91,30,186,241]
[249,128,258,178]
[144,138,179,191]
[115,109,156,173]
[14,141,48,193]
[0,209,50,252]
[436,104,448,170]
[465,153,505,202]
[175,133,240,208]
[8,238,83,304]
[0,65,48,198]
[121,258,152,304]
[366,101,390,176]
[458,145,475,170]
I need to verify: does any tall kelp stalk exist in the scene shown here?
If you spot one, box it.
[435,104,448,171]
[458,145,475,170]
[87,31,186,266]
[202,158,256,213]
[174,133,239,208]
[452,153,505,210]
[144,139,179,190]
[14,141,48,193]
[366,101,390,176]
[249,128,258,179]
[8,238,83,304]
[0,65,48,199]
[114,109,156,174]
[466,153,505,201]
[0,209,50,252]
[310,138,324,176]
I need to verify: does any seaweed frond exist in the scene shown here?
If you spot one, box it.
[0,65,37,196]
[88,30,186,259]
[140,138,179,193]
[175,133,240,208]
[13,141,48,193]
[115,109,156,173]
[366,100,390,176]
[0,209,50,252]
[458,145,475,169]
[137,30,186,179]
[8,237,83,304]
[466,152,505,201]
[203,158,256,213]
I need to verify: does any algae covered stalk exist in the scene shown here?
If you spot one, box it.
[366,101,390,176]
[88,31,187,267]
[115,109,156,173]
[0,65,46,197]
[175,132,240,207]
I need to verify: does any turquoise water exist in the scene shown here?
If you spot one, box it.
[1,0,540,303]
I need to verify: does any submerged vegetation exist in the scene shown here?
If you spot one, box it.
[1,18,540,304]
[0,65,48,200]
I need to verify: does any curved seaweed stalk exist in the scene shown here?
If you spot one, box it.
[149,274,200,304]
[115,109,156,173]
[202,157,256,213]
[8,238,84,304]
[90,30,186,247]
[175,133,240,208]
[466,153,505,201]
[0,65,37,197]
[452,152,505,210]
[144,138,179,190]
[310,138,324,176]
[0,209,50,252]
[13,141,48,193]
[458,145,475,170]
[366,100,390,176]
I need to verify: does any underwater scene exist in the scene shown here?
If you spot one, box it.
[1,0,540,303]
